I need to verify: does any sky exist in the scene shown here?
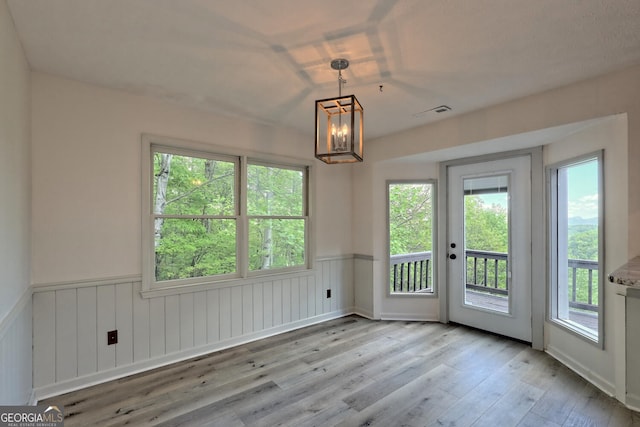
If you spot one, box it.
[479,192,508,210]
[566,159,599,219]
[475,158,599,219]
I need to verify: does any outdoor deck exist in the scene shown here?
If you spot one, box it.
[391,250,600,335]
[465,289,599,333]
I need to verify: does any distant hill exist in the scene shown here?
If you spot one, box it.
[568,217,598,226]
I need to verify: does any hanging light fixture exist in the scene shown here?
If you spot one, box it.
[315,58,363,164]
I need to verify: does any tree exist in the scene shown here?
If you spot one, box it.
[463,195,509,289]
[388,183,433,255]
[247,164,305,271]
[464,195,508,253]
[154,153,172,279]
[568,226,598,260]
[153,152,236,281]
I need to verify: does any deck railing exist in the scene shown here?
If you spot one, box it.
[465,249,508,295]
[390,252,432,292]
[567,258,599,312]
[390,251,599,312]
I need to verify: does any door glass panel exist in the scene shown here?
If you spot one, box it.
[463,175,510,314]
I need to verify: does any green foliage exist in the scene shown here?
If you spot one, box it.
[153,153,307,281]
[247,164,306,271]
[461,195,599,306]
[463,196,509,290]
[464,195,508,253]
[388,183,434,292]
[155,153,235,216]
[568,225,598,260]
[247,164,303,216]
[388,183,433,255]
[153,153,237,281]
[155,219,236,280]
[248,219,305,270]
[567,224,599,305]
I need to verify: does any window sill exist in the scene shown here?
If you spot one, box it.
[388,289,436,298]
[549,317,601,348]
[141,268,314,298]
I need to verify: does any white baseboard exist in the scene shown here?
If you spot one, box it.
[624,392,640,413]
[380,312,440,322]
[34,309,352,402]
[352,307,375,319]
[546,344,616,398]
[27,389,38,406]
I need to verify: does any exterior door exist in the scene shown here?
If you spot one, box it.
[447,155,532,342]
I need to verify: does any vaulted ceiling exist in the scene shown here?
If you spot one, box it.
[7,0,640,140]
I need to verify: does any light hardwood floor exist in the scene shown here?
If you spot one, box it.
[42,315,640,426]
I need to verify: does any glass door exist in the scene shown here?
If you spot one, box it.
[447,156,532,342]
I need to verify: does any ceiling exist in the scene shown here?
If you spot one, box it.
[7,0,640,140]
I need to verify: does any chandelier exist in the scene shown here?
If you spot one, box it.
[315,59,363,164]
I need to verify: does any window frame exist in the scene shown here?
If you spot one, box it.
[141,135,312,296]
[546,150,604,347]
[245,158,310,277]
[386,179,437,297]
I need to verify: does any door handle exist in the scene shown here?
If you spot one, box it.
[449,253,457,260]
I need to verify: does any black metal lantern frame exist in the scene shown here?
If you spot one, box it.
[314,59,363,164]
[315,94,363,163]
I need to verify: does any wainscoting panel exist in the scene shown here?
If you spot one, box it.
[77,287,98,377]
[32,257,354,399]
[33,291,55,388]
[0,290,32,404]
[353,255,374,318]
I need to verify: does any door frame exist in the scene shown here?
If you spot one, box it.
[438,147,544,350]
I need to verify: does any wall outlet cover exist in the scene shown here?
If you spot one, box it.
[107,330,118,345]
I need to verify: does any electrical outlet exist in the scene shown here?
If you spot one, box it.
[107,330,118,345]
[326,289,331,298]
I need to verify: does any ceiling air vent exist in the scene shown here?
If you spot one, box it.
[412,105,452,118]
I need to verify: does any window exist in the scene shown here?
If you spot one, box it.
[152,149,238,282]
[247,162,307,272]
[548,152,603,344]
[143,138,309,291]
[387,181,436,295]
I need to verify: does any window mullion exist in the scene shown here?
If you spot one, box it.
[239,155,248,278]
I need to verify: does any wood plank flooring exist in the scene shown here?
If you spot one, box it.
[41,315,640,426]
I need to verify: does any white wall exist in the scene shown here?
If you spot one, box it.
[0,0,30,327]
[31,73,353,285]
[361,64,640,257]
[0,0,32,404]
[30,72,356,396]
[543,115,628,398]
[353,63,638,403]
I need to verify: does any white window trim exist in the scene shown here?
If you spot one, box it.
[547,150,604,347]
[245,158,310,278]
[386,179,438,297]
[141,134,314,298]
